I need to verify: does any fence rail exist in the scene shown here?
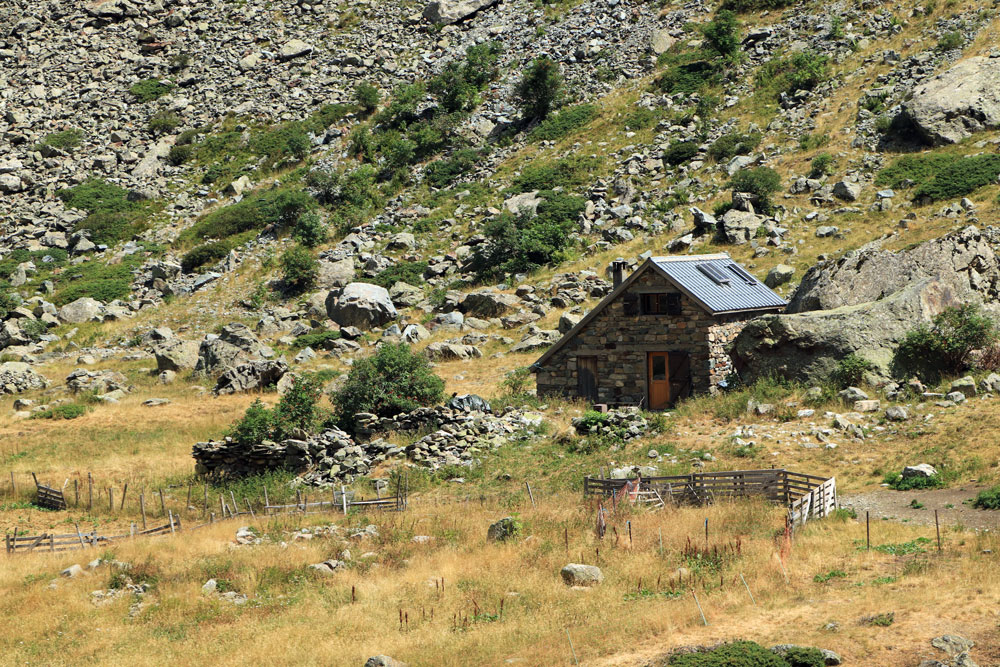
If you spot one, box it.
[5,516,180,554]
[583,468,837,527]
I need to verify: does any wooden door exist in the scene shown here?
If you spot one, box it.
[577,356,598,403]
[647,352,670,410]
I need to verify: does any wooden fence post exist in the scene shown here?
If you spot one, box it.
[140,493,147,530]
[88,472,93,511]
[159,489,166,517]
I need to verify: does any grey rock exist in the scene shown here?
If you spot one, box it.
[931,635,975,658]
[279,39,314,61]
[60,564,84,578]
[364,657,408,667]
[560,563,603,587]
[461,291,519,317]
[903,56,1000,144]
[949,376,976,398]
[326,283,397,330]
[423,0,499,25]
[902,463,938,479]
[389,281,423,308]
[317,258,356,289]
[487,516,519,542]
[153,339,200,372]
[718,209,763,245]
[650,29,676,55]
[504,191,542,217]
[764,264,795,288]
[885,406,909,421]
[58,297,102,324]
[832,181,862,202]
[214,359,289,395]
[425,342,481,360]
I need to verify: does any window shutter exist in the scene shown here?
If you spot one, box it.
[623,293,639,316]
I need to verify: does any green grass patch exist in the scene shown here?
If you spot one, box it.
[33,129,83,152]
[876,153,1000,203]
[371,261,427,288]
[529,103,598,141]
[179,187,315,246]
[130,78,174,102]
[972,485,1000,509]
[509,155,601,192]
[30,403,90,420]
[290,329,343,350]
[52,255,143,306]
[883,471,945,490]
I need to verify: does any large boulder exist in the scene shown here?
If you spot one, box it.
[717,209,763,245]
[732,277,965,385]
[0,362,48,394]
[58,297,102,324]
[66,369,130,394]
[153,339,200,372]
[316,258,355,289]
[326,283,397,330]
[560,563,603,587]
[422,0,499,25]
[787,226,1000,313]
[460,291,519,317]
[214,359,289,395]
[902,55,1000,145]
[196,324,268,375]
[424,342,482,361]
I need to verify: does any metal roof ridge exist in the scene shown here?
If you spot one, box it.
[651,253,731,262]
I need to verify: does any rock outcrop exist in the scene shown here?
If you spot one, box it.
[787,226,1000,313]
[902,55,1000,145]
[326,283,397,330]
[0,362,49,394]
[422,0,499,25]
[213,359,289,395]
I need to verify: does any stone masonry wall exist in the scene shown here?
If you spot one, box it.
[536,267,755,405]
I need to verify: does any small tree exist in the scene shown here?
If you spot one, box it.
[515,57,563,121]
[702,10,742,60]
[354,82,380,115]
[330,343,445,429]
[894,304,998,382]
[280,244,318,294]
[728,166,782,213]
[272,374,327,440]
[227,399,275,445]
[292,211,327,248]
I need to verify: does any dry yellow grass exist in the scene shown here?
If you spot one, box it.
[2,494,998,666]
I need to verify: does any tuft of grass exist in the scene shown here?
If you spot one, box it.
[30,403,90,420]
[130,79,174,102]
[33,129,84,152]
[529,103,598,142]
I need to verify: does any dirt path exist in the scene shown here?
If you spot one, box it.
[841,485,1000,530]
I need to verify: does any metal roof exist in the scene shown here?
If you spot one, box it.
[650,254,787,314]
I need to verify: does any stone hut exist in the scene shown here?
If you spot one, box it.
[532,254,786,409]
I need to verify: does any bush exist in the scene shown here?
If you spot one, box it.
[330,342,445,429]
[34,129,83,152]
[728,166,782,213]
[529,104,598,141]
[510,155,600,192]
[893,304,998,382]
[372,261,427,288]
[355,82,380,114]
[227,399,275,446]
[708,130,761,161]
[290,329,342,350]
[809,152,834,178]
[622,107,659,130]
[429,42,502,113]
[292,212,326,248]
[168,144,194,166]
[181,241,233,273]
[251,123,311,166]
[664,141,700,166]
[75,212,148,247]
[972,485,1000,510]
[30,403,89,420]
[516,57,563,120]
[829,353,873,389]
[280,245,318,294]
[226,375,328,446]
[374,82,426,130]
[912,154,1000,202]
[472,191,584,279]
[148,111,181,134]
[654,60,721,95]
[424,148,482,188]
[52,258,138,306]
[702,10,741,59]
[57,179,135,215]
[937,30,963,51]
[720,0,790,11]
[755,51,829,99]
[182,187,316,243]
[782,647,826,667]
[669,640,789,666]
[883,471,945,490]
[130,78,174,102]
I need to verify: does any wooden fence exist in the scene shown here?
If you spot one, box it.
[583,469,837,526]
[6,516,180,554]
[34,476,67,511]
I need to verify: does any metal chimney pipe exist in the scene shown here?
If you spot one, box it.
[611,258,626,289]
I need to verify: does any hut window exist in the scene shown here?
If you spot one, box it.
[641,293,682,315]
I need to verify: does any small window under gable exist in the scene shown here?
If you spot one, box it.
[696,262,731,285]
[641,293,682,315]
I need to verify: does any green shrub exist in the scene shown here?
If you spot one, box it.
[782,647,825,667]
[250,123,311,166]
[829,353,873,389]
[893,304,997,382]
[330,342,445,429]
[937,30,963,51]
[148,111,181,134]
[972,485,1000,510]
[290,329,342,350]
[654,60,721,95]
[472,191,584,279]
[429,42,502,112]
[510,155,600,192]
[622,107,659,130]
[883,471,945,490]
[424,148,482,188]
[52,258,138,306]
[728,166,782,213]
[181,241,233,273]
[34,129,83,152]
[279,245,318,294]
[529,104,598,141]
[708,131,761,161]
[813,569,847,583]
[828,16,845,39]
[372,261,427,288]
[304,104,355,134]
[720,0,790,11]
[355,82,381,114]
[225,375,328,447]
[57,179,135,215]
[756,51,829,99]
[30,403,89,420]
[809,152,834,178]
[130,78,174,102]
[664,140,700,166]
[75,212,148,247]
[226,399,275,446]
[168,144,194,166]
[182,187,315,243]
[798,132,829,151]
[292,212,326,248]
[669,640,789,666]
[374,82,427,129]
[702,10,742,59]
[516,57,563,120]
[911,155,1000,202]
